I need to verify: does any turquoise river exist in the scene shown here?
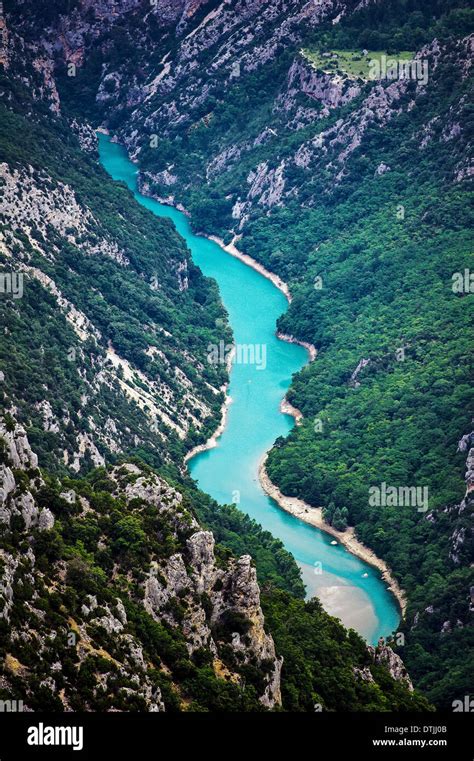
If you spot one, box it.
[98,133,400,644]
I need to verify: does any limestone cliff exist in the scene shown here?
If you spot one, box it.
[0,423,282,710]
[0,25,230,472]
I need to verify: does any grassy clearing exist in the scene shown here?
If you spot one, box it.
[300,48,414,80]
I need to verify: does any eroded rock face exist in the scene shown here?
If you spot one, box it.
[0,151,222,470]
[0,421,38,471]
[0,422,41,529]
[0,426,44,629]
[276,57,362,128]
[0,423,282,710]
[368,644,413,691]
[0,552,19,623]
[0,465,16,508]
[349,357,371,388]
[2,7,234,476]
[143,526,282,707]
[214,553,283,708]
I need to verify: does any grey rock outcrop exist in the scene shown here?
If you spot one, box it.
[368,644,413,691]
[0,423,42,529]
[143,525,282,707]
[0,422,38,470]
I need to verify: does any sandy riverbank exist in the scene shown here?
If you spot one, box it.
[259,454,407,616]
[208,234,292,302]
[184,232,316,464]
[184,349,235,464]
[183,234,316,464]
[186,228,406,618]
[207,235,317,366]
[280,398,304,424]
[208,228,405,616]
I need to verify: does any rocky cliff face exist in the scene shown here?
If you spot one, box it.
[17,0,467,234]
[7,2,470,233]
[274,56,362,130]
[5,4,471,231]
[0,423,282,710]
[11,0,467,219]
[0,419,424,712]
[368,644,413,691]
[144,529,282,707]
[4,0,359,142]
[0,16,232,472]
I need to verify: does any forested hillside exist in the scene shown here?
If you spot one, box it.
[1,0,472,711]
[0,99,230,471]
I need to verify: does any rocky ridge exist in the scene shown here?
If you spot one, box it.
[0,423,282,710]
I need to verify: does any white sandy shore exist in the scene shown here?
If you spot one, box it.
[208,234,292,302]
[184,348,235,464]
[184,235,316,463]
[259,454,407,616]
[207,236,317,367]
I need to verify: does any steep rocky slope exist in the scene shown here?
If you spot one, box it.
[0,0,433,714]
[0,76,231,473]
[9,0,469,709]
[0,421,281,710]
[0,421,428,711]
